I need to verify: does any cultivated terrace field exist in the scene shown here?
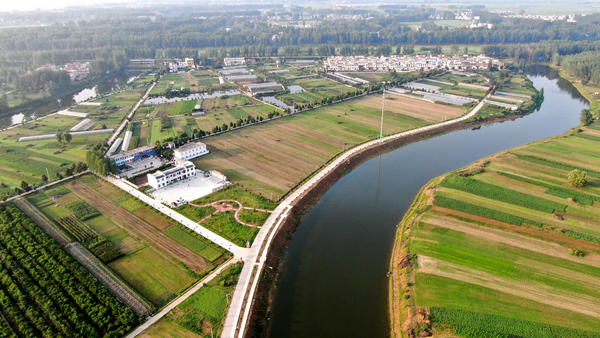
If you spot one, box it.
[195,94,467,199]
[392,121,600,337]
[141,263,242,338]
[25,174,228,308]
[0,204,138,336]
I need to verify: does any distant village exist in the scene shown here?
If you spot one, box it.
[323,54,504,73]
[36,61,91,80]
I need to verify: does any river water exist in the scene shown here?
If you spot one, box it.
[267,68,589,338]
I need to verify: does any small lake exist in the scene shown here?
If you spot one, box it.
[267,66,589,338]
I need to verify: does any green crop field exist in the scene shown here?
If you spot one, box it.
[25,174,226,307]
[393,121,600,337]
[142,263,242,338]
[276,76,358,107]
[132,103,283,146]
[0,86,149,199]
[195,94,465,199]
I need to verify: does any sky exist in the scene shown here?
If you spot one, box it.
[1,0,137,11]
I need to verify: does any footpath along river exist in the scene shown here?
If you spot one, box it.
[267,67,589,338]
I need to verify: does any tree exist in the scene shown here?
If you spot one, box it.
[568,169,588,188]
[64,133,72,143]
[56,131,63,144]
[581,108,594,126]
[41,174,48,183]
[20,180,31,192]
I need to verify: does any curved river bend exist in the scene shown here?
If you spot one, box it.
[267,69,589,338]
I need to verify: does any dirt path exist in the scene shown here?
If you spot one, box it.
[70,181,210,273]
[66,242,152,315]
[189,199,272,228]
[423,215,600,268]
[418,255,600,318]
[15,198,70,245]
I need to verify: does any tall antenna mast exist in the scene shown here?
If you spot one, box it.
[379,84,385,142]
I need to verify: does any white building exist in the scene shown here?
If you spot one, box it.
[147,160,196,189]
[173,142,209,161]
[224,57,246,67]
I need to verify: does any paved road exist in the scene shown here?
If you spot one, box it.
[107,81,157,147]
[105,176,248,257]
[125,259,237,338]
[221,90,493,338]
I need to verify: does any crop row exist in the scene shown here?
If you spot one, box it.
[67,201,101,221]
[0,205,137,337]
[55,215,120,263]
[440,175,567,213]
[434,195,543,227]
[56,216,96,243]
[561,229,600,245]
[429,307,600,338]
[498,172,600,206]
[516,154,600,178]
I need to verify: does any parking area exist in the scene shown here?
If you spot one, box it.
[150,173,229,206]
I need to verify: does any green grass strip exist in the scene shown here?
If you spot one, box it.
[430,307,600,338]
[498,172,600,206]
[575,133,600,143]
[434,195,543,227]
[440,175,567,213]
[515,154,600,178]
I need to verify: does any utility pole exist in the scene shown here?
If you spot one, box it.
[379,84,385,143]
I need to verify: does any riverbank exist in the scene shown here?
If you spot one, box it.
[389,69,600,337]
[244,106,532,337]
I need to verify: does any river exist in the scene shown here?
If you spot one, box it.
[267,67,589,338]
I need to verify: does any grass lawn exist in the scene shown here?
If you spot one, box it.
[203,212,259,247]
[238,209,270,226]
[191,185,277,210]
[144,263,242,337]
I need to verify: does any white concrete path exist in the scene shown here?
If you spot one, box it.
[106,176,248,257]
[221,90,492,338]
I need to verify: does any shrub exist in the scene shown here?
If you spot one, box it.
[568,169,588,188]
